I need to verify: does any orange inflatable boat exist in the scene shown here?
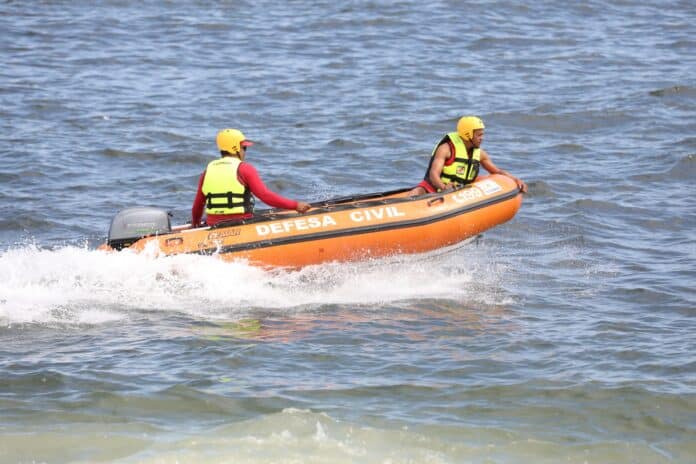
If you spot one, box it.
[100,174,523,267]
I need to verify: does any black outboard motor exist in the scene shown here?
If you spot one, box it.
[107,207,171,250]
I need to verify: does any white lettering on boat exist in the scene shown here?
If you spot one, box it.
[207,229,240,240]
[452,187,484,203]
[476,179,502,195]
[349,206,406,222]
[256,215,337,236]
[451,180,503,204]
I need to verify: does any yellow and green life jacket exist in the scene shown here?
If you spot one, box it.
[201,157,253,215]
[424,132,481,186]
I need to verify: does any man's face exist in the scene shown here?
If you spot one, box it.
[471,129,484,147]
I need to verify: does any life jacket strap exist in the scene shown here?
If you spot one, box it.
[441,172,466,183]
[205,192,245,209]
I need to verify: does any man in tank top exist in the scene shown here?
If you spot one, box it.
[410,116,527,195]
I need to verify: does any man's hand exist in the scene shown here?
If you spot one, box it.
[514,177,528,193]
[295,201,311,213]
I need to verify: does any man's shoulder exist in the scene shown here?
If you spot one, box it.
[435,139,454,156]
[238,161,257,173]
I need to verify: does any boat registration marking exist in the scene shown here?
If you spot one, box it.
[477,179,503,195]
[452,188,483,203]
[452,180,501,203]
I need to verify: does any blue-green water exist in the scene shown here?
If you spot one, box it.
[1,1,695,462]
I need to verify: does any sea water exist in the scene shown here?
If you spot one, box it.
[1,1,694,462]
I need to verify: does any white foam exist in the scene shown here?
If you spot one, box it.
[313,421,328,441]
[0,242,511,326]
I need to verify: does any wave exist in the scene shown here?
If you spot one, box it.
[491,110,634,133]
[102,148,159,160]
[0,216,61,232]
[665,153,696,180]
[630,153,696,183]
[526,180,556,198]
[649,85,696,98]
[5,386,690,463]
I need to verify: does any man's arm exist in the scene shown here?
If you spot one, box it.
[191,172,206,226]
[428,144,453,191]
[480,149,528,193]
[239,163,309,211]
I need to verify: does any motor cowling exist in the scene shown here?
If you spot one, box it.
[107,207,171,250]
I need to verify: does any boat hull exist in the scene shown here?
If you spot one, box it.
[102,175,523,267]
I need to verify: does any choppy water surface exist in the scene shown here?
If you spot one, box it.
[1,1,695,462]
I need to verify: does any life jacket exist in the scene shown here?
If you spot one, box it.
[425,132,480,186]
[201,157,253,215]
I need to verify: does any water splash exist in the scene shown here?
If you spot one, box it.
[0,241,511,326]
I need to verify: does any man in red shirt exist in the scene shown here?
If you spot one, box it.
[191,128,311,227]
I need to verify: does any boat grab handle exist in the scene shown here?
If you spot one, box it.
[427,197,444,207]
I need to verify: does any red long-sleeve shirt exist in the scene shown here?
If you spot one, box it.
[191,162,298,226]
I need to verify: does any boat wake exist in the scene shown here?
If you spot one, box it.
[0,240,514,326]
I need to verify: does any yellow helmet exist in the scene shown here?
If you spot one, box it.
[456,116,485,141]
[216,128,254,154]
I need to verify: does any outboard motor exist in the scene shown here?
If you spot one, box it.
[107,207,171,250]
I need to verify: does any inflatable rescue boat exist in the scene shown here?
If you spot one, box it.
[100,174,523,267]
